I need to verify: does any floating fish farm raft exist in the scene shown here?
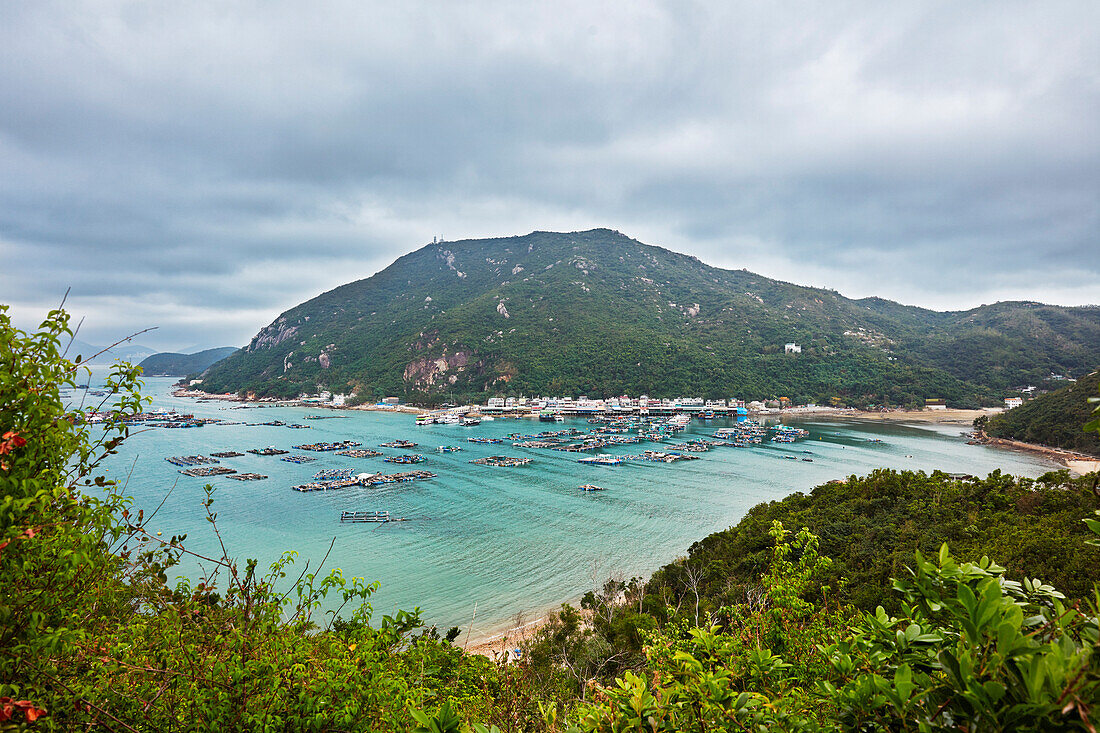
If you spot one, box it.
[293,477,362,491]
[436,445,462,452]
[466,437,503,444]
[226,473,268,481]
[313,468,355,480]
[340,510,394,523]
[577,455,625,466]
[335,448,383,458]
[293,440,362,452]
[292,470,438,492]
[179,466,237,477]
[620,450,701,463]
[380,440,417,449]
[365,470,436,485]
[247,447,288,456]
[384,454,425,464]
[165,455,218,467]
[209,451,244,458]
[470,456,532,467]
[282,455,317,464]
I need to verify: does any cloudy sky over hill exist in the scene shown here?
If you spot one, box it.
[2,1,1097,350]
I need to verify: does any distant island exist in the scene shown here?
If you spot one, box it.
[70,338,159,366]
[138,347,238,376]
[195,229,1100,407]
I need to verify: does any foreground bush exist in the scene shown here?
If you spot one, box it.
[0,306,534,731]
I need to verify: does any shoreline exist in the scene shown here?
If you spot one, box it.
[807,407,999,426]
[970,429,1100,476]
[175,390,1001,426]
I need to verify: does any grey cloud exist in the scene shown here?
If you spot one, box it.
[1,1,1098,350]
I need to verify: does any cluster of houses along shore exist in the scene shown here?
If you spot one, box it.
[484,395,763,416]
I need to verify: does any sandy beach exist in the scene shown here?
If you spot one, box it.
[827,408,999,425]
[465,612,556,659]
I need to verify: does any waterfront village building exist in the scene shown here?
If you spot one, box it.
[482,394,749,415]
[925,399,948,410]
[785,343,801,354]
[1004,397,1024,409]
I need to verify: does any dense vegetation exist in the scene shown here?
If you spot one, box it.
[0,307,533,731]
[195,229,1100,407]
[984,370,1100,456]
[518,468,1100,696]
[4,304,1100,730]
[137,346,238,376]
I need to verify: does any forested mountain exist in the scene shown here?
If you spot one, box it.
[137,347,238,376]
[196,229,1100,405]
[985,371,1100,455]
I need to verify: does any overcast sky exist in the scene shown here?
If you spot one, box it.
[2,1,1097,351]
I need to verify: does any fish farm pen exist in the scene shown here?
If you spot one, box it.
[179,466,237,477]
[470,456,532,467]
[340,511,406,523]
[384,454,425,464]
[293,440,363,452]
[165,455,219,467]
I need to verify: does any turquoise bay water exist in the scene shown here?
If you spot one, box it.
[92,375,1057,638]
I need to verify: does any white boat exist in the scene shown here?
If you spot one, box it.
[578,455,624,466]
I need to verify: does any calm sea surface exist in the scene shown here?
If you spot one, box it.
[88,374,1057,638]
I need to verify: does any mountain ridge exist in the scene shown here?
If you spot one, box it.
[196,229,1100,405]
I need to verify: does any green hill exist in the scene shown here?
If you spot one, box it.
[196,229,1100,405]
[985,370,1100,456]
[138,347,238,376]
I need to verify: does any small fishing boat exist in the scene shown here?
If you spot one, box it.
[577,455,624,466]
[579,484,605,491]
